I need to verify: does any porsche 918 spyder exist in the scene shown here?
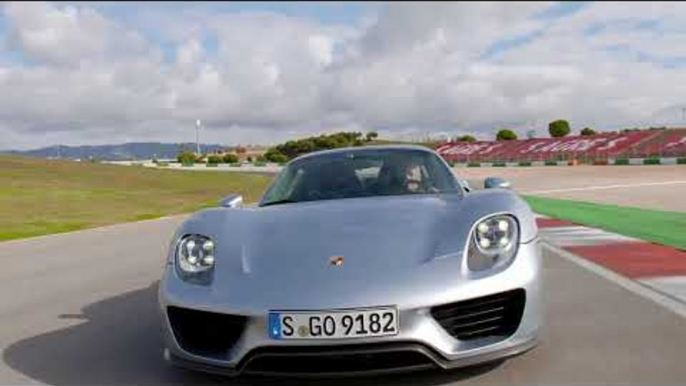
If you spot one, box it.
[159,145,542,376]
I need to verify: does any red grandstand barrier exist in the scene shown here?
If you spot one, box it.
[660,131,686,157]
[437,131,662,162]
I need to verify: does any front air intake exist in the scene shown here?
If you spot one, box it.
[430,289,525,341]
[167,306,246,359]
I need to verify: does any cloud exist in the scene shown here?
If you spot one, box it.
[1,1,686,149]
[3,2,155,66]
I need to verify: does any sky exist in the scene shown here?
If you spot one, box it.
[1,1,686,150]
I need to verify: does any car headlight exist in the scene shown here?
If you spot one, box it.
[467,215,519,272]
[175,234,215,284]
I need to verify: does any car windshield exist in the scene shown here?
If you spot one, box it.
[260,148,461,206]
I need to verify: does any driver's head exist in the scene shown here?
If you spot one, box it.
[403,163,422,192]
[380,155,423,193]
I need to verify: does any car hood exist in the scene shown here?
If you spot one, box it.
[239,196,462,276]
[171,192,536,310]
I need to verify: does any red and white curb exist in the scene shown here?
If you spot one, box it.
[536,214,686,309]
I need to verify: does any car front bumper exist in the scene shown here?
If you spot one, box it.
[159,240,543,376]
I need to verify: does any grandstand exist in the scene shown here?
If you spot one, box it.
[435,128,686,164]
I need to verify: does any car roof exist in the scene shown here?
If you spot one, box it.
[291,144,438,162]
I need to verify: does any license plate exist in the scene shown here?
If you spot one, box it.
[268,307,399,340]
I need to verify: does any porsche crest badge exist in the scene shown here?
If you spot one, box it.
[330,255,344,266]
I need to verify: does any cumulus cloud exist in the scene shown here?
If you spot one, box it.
[1,1,686,149]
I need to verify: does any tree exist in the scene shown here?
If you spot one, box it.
[455,135,476,142]
[269,131,367,160]
[548,120,571,138]
[496,129,518,141]
[365,131,379,142]
[580,127,596,136]
[526,129,537,139]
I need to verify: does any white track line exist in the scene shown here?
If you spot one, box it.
[542,242,686,319]
[525,180,686,195]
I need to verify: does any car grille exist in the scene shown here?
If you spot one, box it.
[167,306,246,359]
[240,343,437,375]
[430,289,526,341]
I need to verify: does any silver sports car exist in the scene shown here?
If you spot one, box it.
[159,145,542,376]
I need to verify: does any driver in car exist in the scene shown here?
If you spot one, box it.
[377,156,434,195]
[404,163,423,193]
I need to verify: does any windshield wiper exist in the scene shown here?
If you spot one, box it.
[260,199,299,207]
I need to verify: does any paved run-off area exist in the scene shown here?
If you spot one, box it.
[1,217,686,385]
[455,165,686,213]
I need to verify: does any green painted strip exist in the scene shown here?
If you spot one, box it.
[524,195,686,250]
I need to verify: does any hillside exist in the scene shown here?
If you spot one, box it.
[2,142,228,161]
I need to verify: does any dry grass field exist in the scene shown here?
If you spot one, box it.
[0,156,273,241]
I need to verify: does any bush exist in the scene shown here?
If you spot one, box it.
[264,149,289,163]
[206,163,218,167]
[177,151,197,164]
[156,162,169,167]
[496,129,518,141]
[181,162,194,167]
[545,160,558,166]
[493,162,507,167]
[253,161,267,167]
[549,120,571,138]
[678,158,686,165]
[581,127,597,136]
[229,163,242,167]
[467,162,481,167]
[455,135,476,143]
[643,158,660,165]
[222,153,239,164]
[614,158,629,165]
[206,155,222,165]
[518,161,532,167]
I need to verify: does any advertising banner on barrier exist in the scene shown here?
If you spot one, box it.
[437,131,659,162]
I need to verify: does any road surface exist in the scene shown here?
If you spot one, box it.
[456,165,686,212]
[1,216,685,385]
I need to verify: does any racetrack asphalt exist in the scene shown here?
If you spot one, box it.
[455,165,686,213]
[1,216,686,385]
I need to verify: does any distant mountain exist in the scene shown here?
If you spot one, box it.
[1,142,228,161]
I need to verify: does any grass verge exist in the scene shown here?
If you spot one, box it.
[0,156,273,242]
[523,195,686,250]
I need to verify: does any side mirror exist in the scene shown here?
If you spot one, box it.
[484,177,511,189]
[219,194,243,208]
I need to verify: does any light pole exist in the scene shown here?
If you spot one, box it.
[195,119,202,156]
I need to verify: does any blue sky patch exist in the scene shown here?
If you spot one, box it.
[535,2,591,20]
